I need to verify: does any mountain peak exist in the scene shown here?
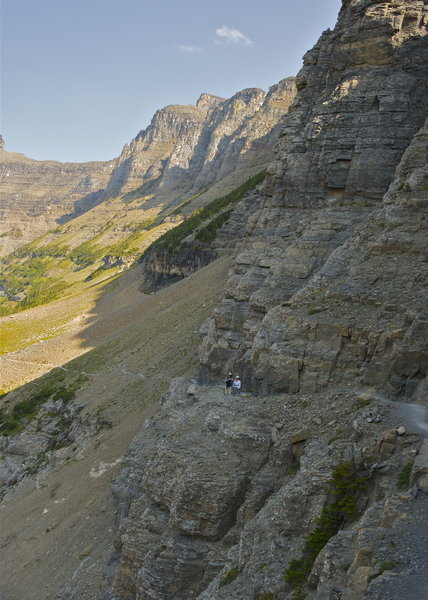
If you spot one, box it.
[196,93,225,109]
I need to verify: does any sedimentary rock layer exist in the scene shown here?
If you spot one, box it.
[105,78,296,199]
[200,0,428,395]
[0,148,114,255]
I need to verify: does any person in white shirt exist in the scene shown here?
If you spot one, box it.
[232,376,241,396]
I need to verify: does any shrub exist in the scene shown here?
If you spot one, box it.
[397,461,414,489]
[379,559,395,573]
[195,209,233,243]
[219,567,240,587]
[284,460,368,597]
[0,372,88,436]
[69,241,104,269]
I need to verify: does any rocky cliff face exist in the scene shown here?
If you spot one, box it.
[105,79,296,199]
[200,0,428,393]
[95,2,428,600]
[3,2,428,599]
[94,113,428,600]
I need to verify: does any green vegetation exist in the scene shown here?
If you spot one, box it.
[194,209,233,243]
[307,307,327,315]
[327,434,343,445]
[0,215,166,315]
[0,370,88,436]
[142,170,266,255]
[0,253,70,316]
[170,187,209,215]
[287,462,300,476]
[1,173,265,315]
[69,241,105,269]
[397,461,414,489]
[353,397,372,410]
[0,227,23,238]
[284,460,368,598]
[379,559,395,573]
[219,567,240,587]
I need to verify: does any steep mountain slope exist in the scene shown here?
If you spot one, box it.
[88,1,427,599]
[98,106,428,600]
[200,0,428,391]
[0,256,231,600]
[105,79,296,200]
[1,1,427,600]
[0,79,296,260]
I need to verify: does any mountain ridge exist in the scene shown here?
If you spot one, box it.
[0,79,296,260]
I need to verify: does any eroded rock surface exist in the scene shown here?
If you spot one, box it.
[200,0,428,395]
[0,149,114,255]
[94,380,426,600]
[7,1,426,599]
[106,79,296,200]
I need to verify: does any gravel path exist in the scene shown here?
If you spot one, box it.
[364,492,428,600]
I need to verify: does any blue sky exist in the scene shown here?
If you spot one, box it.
[1,0,342,163]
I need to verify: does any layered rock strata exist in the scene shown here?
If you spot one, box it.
[105,79,296,199]
[0,147,114,255]
[98,118,428,600]
[0,80,296,258]
[200,0,428,394]
[105,381,427,600]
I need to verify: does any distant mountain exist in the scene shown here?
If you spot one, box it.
[0,145,114,256]
[1,1,428,600]
[0,80,296,315]
[0,78,296,259]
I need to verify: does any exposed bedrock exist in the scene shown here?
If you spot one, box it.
[107,379,427,600]
[200,0,428,395]
[105,78,297,199]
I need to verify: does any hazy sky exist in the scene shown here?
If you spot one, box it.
[1,0,342,163]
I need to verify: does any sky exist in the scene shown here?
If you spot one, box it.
[1,0,342,163]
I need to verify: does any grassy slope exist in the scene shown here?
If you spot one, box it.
[0,161,266,318]
[0,255,231,600]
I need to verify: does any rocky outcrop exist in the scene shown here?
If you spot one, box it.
[103,380,427,600]
[97,111,428,600]
[140,246,217,291]
[200,0,428,393]
[139,173,267,292]
[6,2,428,599]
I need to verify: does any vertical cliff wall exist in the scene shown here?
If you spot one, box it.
[200,0,428,394]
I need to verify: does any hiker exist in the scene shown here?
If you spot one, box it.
[224,372,233,395]
[232,375,241,396]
